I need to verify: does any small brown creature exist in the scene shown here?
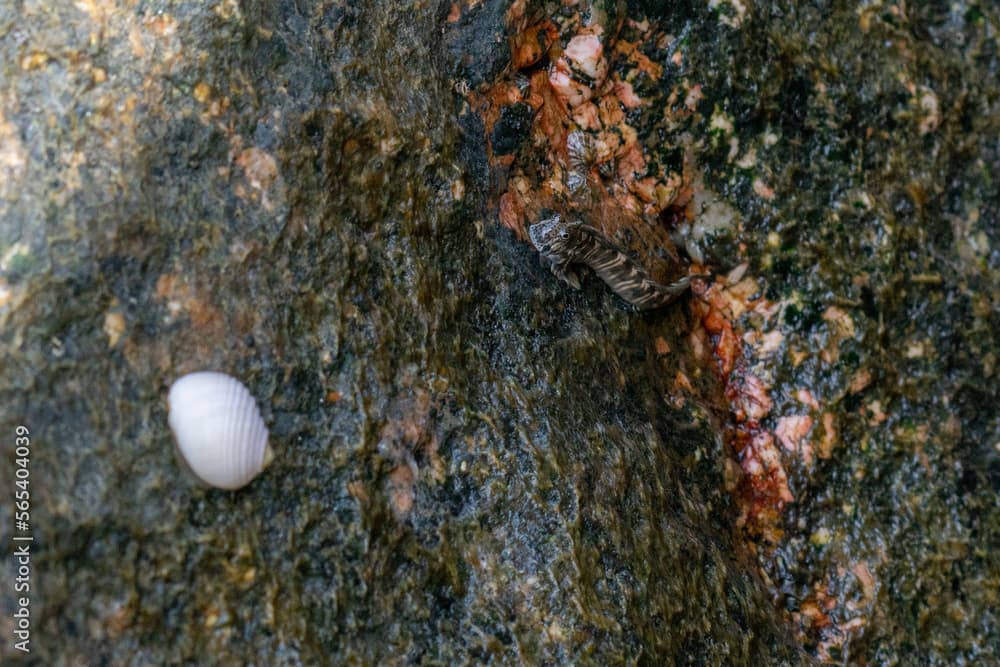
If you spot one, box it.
[529,215,708,309]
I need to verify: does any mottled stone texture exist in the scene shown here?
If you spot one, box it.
[0,1,802,665]
[2,0,997,665]
[683,2,999,662]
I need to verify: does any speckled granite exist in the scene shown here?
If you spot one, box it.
[0,0,996,665]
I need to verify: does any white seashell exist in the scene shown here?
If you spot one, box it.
[167,371,273,490]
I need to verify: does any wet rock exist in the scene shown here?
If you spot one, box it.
[3,0,995,665]
[0,0,804,665]
[489,102,534,155]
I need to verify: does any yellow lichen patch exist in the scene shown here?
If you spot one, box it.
[103,308,126,348]
[20,52,51,71]
[916,86,941,135]
[809,527,832,546]
[74,0,114,21]
[214,0,242,20]
[789,347,809,366]
[220,546,258,590]
[202,603,222,628]
[193,81,212,103]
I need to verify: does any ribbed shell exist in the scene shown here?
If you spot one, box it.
[168,371,271,490]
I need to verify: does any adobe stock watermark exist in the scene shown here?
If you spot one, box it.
[11,425,32,654]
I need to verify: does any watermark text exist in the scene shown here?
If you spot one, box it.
[11,424,32,653]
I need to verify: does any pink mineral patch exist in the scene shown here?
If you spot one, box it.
[564,34,607,82]
[548,58,593,107]
[776,415,815,464]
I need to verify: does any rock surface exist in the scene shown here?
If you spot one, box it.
[0,1,802,664]
[0,0,996,665]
